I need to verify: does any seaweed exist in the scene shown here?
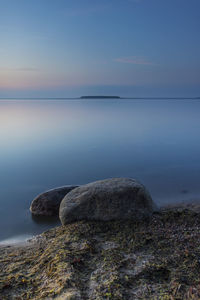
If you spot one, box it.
[0,207,200,299]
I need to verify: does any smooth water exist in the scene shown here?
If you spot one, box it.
[0,99,200,241]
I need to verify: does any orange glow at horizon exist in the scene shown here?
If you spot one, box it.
[0,68,95,90]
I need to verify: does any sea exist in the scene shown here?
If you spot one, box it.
[0,98,200,243]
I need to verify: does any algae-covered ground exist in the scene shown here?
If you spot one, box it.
[1,207,200,299]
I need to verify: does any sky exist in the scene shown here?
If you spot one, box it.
[0,0,200,97]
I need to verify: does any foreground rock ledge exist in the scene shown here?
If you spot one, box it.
[1,207,200,300]
[59,178,156,225]
[30,186,78,216]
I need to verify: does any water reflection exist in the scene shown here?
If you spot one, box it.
[0,99,200,241]
[31,214,60,225]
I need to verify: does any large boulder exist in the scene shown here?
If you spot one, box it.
[30,186,78,216]
[59,178,156,225]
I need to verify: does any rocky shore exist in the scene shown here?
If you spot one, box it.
[1,207,200,299]
[1,179,200,299]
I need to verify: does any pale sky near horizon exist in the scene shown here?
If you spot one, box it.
[0,0,200,97]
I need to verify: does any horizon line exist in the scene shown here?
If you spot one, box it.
[0,96,200,100]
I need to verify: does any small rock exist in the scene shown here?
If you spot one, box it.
[30,186,78,216]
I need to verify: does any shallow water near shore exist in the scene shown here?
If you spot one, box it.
[0,234,33,246]
[0,98,200,242]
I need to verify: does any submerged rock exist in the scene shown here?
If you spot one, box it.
[59,178,156,225]
[30,186,78,216]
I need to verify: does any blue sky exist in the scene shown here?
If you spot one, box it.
[0,0,200,97]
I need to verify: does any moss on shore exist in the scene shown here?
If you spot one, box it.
[1,207,200,299]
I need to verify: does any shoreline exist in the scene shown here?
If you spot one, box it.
[1,200,200,247]
[1,202,200,299]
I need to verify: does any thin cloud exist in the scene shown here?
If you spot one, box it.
[16,67,39,72]
[127,0,142,3]
[31,35,50,41]
[64,4,110,17]
[0,67,39,72]
[114,56,155,66]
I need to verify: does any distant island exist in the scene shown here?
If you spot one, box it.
[80,96,121,99]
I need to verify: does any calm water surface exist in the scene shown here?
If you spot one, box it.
[0,99,200,242]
